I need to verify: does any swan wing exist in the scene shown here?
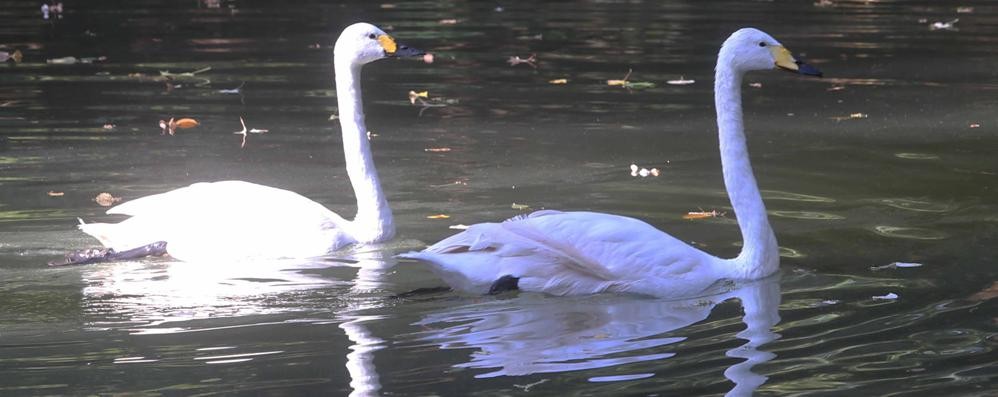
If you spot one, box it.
[408,210,718,296]
[85,181,350,259]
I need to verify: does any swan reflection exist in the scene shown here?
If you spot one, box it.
[413,276,781,396]
[78,247,397,397]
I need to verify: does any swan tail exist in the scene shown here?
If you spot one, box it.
[78,218,164,252]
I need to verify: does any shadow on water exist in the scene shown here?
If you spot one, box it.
[1,0,997,396]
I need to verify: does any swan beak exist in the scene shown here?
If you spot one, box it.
[378,34,425,58]
[771,46,823,77]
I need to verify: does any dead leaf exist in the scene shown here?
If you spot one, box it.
[749,82,763,88]
[507,54,537,68]
[427,214,451,219]
[408,90,429,104]
[47,191,64,197]
[174,118,199,129]
[683,209,725,220]
[548,78,568,84]
[94,192,122,207]
[969,281,998,301]
[511,203,530,210]
[438,19,458,25]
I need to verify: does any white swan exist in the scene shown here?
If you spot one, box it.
[401,28,821,297]
[74,23,424,262]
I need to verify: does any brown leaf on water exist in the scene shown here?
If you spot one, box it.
[47,191,64,197]
[408,90,428,104]
[427,214,451,219]
[174,118,199,129]
[969,281,998,301]
[94,192,122,207]
[549,78,568,84]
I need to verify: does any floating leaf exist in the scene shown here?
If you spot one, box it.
[427,214,451,219]
[408,90,428,104]
[511,203,530,210]
[438,19,459,25]
[174,118,199,129]
[548,78,568,84]
[749,82,763,88]
[507,54,537,68]
[94,192,122,207]
[47,191,64,197]
[683,209,725,220]
[424,147,452,152]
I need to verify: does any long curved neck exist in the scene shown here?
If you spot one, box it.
[714,64,778,279]
[334,59,394,243]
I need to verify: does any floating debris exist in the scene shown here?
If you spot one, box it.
[870,261,924,271]
[548,78,569,84]
[408,90,428,104]
[95,192,122,207]
[217,81,245,94]
[629,164,660,177]
[969,281,998,301]
[969,123,981,128]
[507,54,537,68]
[513,379,549,392]
[929,18,959,31]
[813,0,835,7]
[872,292,899,300]
[159,117,199,136]
[424,147,452,152]
[449,224,470,230]
[422,53,435,64]
[749,82,763,88]
[607,69,656,90]
[438,19,459,25]
[427,214,451,219]
[47,56,106,64]
[830,112,868,121]
[232,117,267,148]
[47,191,64,197]
[0,50,23,63]
[956,6,974,14]
[827,85,846,91]
[511,203,530,210]
[102,123,115,130]
[666,76,695,85]
[683,209,726,220]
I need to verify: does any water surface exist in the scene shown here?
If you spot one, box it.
[1,1,996,395]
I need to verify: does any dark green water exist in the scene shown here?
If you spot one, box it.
[1,0,995,395]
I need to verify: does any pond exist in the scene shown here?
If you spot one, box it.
[1,0,995,395]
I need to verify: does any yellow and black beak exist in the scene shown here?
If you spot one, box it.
[377,34,425,58]
[770,45,822,77]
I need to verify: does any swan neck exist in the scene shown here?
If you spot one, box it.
[335,60,394,242]
[714,64,778,279]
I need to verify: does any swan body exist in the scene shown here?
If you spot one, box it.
[78,23,424,262]
[402,28,821,298]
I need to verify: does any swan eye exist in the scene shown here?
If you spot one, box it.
[758,42,767,47]
[368,33,377,40]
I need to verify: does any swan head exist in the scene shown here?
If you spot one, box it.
[334,22,425,66]
[719,28,822,77]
